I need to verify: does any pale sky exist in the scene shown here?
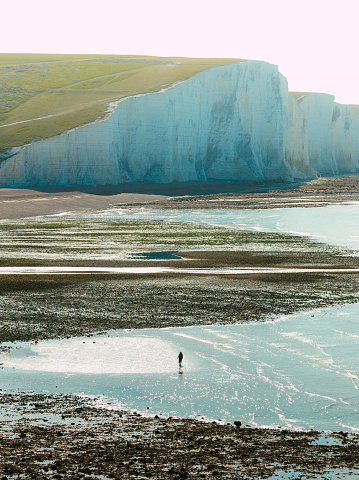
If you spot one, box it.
[2,0,359,104]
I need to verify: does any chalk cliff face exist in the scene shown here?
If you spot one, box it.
[0,61,358,187]
[297,93,359,174]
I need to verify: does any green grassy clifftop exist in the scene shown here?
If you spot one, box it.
[0,54,241,151]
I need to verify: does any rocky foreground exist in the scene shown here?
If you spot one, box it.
[1,261,359,344]
[1,175,359,478]
[1,393,359,480]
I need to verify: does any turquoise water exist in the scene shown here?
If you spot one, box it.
[2,303,359,431]
[78,203,359,251]
[2,204,359,432]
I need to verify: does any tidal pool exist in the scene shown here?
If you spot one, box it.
[2,302,359,432]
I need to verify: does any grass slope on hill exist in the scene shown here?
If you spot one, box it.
[0,54,241,151]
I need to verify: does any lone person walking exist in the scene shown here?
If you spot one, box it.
[178,351,183,367]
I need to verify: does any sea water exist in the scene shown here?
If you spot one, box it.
[69,203,359,251]
[2,204,359,431]
[2,303,359,432]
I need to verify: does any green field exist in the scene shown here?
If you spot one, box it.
[0,54,241,151]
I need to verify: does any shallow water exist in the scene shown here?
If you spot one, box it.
[64,203,359,251]
[2,303,359,432]
[0,266,358,275]
[266,469,359,479]
[130,250,180,260]
[2,204,359,432]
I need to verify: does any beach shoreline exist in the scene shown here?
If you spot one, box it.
[1,174,359,220]
[1,391,359,479]
[2,175,359,478]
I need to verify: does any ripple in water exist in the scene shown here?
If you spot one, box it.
[2,303,359,432]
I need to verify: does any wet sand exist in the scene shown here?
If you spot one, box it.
[0,186,169,220]
[1,174,359,220]
[129,175,359,210]
[2,175,359,478]
[0,180,266,220]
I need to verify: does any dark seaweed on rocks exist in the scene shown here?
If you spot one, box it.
[0,270,358,343]
[1,392,359,480]
[1,175,359,478]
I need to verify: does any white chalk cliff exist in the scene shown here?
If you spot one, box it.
[0,60,358,187]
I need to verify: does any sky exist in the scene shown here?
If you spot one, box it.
[2,0,359,104]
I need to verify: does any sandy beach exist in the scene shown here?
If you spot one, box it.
[1,175,359,221]
[1,175,359,479]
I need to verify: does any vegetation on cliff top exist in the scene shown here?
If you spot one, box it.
[0,54,241,151]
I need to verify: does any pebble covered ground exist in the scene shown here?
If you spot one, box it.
[0,266,359,344]
[1,392,359,480]
[1,175,359,478]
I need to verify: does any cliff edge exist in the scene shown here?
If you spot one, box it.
[1,60,358,187]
